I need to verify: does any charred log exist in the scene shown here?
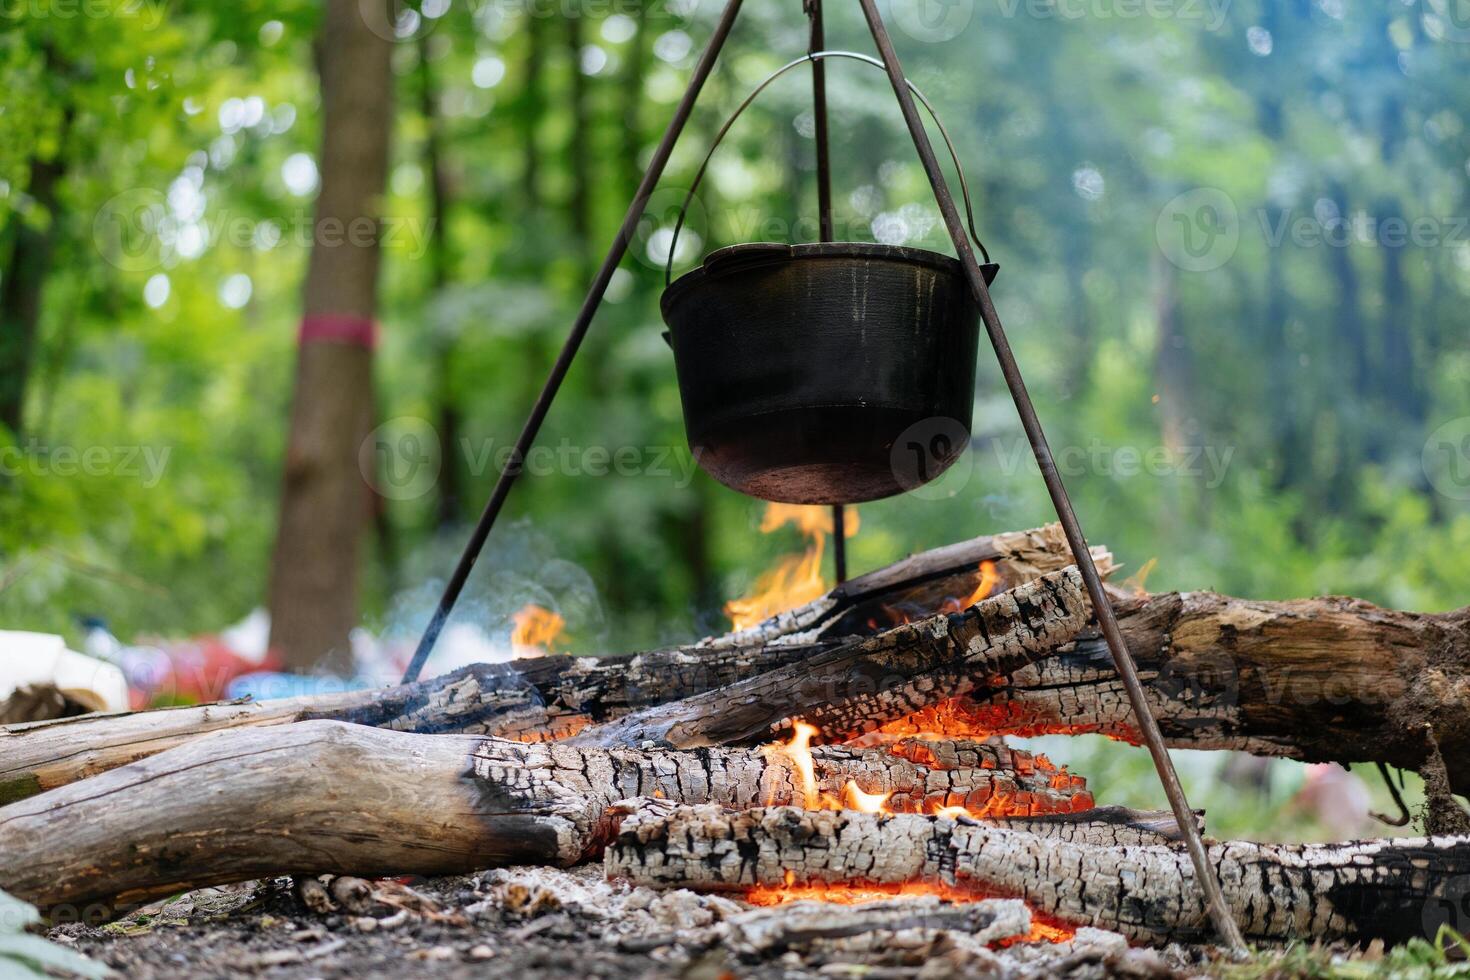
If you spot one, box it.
[606,801,1470,946]
[902,589,1470,796]
[568,568,1088,749]
[0,720,1103,915]
[704,523,1112,648]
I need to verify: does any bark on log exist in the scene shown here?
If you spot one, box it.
[0,526,1082,804]
[605,802,1470,946]
[569,567,1088,749]
[894,589,1470,796]
[0,643,829,803]
[0,720,1106,915]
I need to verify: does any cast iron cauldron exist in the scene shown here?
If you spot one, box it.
[662,242,997,504]
[659,51,999,504]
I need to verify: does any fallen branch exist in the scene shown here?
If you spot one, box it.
[605,801,1470,946]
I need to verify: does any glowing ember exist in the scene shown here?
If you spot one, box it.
[744,878,988,906]
[510,604,566,658]
[873,696,1143,747]
[743,878,1078,945]
[867,559,1001,630]
[725,504,859,630]
[760,719,1089,819]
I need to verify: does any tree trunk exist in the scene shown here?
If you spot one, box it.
[266,0,393,673]
[607,802,1470,946]
[0,100,71,435]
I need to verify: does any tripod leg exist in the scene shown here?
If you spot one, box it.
[854,0,1247,954]
[402,0,747,685]
[804,0,848,584]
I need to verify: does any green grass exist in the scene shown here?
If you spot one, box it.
[1211,928,1470,979]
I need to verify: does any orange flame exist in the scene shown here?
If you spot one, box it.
[510,604,565,658]
[725,504,859,631]
[940,560,999,614]
[749,719,1081,943]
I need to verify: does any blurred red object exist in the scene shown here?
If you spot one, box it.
[126,636,282,708]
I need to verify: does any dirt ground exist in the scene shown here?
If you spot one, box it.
[46,867,1217,979]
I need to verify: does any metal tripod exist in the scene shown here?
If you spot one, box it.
[399,0,1248,951]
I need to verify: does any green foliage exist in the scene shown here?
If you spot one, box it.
[1213,927,1470,979]
[0,888,108,979]
[1,0,1468,755]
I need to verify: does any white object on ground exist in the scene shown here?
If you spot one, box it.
[0,631,129,714]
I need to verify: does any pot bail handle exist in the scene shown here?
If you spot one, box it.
[663,50,991,287]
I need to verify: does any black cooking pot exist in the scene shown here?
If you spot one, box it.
[659,52,998,505]
[663,242,996,504]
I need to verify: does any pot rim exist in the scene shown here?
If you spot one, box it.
[660,241,974,319]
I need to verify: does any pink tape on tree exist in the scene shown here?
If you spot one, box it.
[298,313,378,349]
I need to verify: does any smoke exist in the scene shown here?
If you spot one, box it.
[370,519,606,682]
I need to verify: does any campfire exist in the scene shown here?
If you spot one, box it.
[509,603,566,659]
[5,522,1469,973]
[725,503,859,631]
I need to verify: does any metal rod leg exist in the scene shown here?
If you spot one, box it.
[831,504,847,583]
[805,0,848,584]
[854,0,1247,952]
[401,0,747,685]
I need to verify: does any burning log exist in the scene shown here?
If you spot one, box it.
[0,720,1107,915]
[568,567,1088,749]
[707,522,1113,648]
[906,589,1470,797]
[0,526,1085,804]
[605,801,1470,946]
